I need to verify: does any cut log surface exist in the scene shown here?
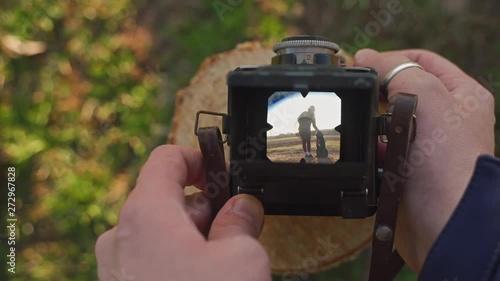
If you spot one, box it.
[167,42,374,274]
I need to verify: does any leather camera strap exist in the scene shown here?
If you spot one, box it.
[197,126,230,219]
[368,93,418,281]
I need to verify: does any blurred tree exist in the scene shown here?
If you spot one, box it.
[0,0,167,279]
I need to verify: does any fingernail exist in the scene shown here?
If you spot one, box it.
[355,48,379,64]
[230,197,263,228]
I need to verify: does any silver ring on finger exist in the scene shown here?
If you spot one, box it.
[380,62,424,99]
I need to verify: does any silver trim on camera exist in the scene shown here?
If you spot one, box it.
[273,39,340,54]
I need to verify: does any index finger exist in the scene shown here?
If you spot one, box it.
[136,145,207,200]
[383,49,476,93]
[118,145,207,236]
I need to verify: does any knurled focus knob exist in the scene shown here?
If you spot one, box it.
[273,36,340,54]
[271,35,340,65]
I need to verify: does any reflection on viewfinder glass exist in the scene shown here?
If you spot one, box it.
[267,92,341,164]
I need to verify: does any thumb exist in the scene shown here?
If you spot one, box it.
[208,195,264,241]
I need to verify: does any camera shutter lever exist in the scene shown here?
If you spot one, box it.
[341,188,368,198]
[341,188,369,219]
[237,186,264,196]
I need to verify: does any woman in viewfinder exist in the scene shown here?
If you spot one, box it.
[297,105,320,158]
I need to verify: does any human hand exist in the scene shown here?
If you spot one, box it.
[355,49,495,272]
[95,145,271,281]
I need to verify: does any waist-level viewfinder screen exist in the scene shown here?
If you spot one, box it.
[267,91,341,164]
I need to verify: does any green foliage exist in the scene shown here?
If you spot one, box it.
[162,0,252,88]
[0,0,296,280]
[0,0,162,279]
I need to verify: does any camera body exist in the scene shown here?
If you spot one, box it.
[224,36,380,218]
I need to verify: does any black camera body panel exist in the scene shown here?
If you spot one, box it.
[226,65,380,218]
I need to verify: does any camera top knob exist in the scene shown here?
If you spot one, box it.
[273,36,340,54]
[271,35,340,65]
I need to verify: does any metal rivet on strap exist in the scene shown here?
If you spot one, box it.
[375,225,393,241]
[395,126,404,134]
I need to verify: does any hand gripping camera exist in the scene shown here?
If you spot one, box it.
[198,35,387,217]
[195,35,418,281]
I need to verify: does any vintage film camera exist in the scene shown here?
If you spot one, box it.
[197,35,387,218]
[228,36,380,217]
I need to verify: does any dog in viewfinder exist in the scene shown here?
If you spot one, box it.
[316,131,328,158]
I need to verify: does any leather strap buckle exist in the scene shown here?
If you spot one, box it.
[194,110,229,143]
